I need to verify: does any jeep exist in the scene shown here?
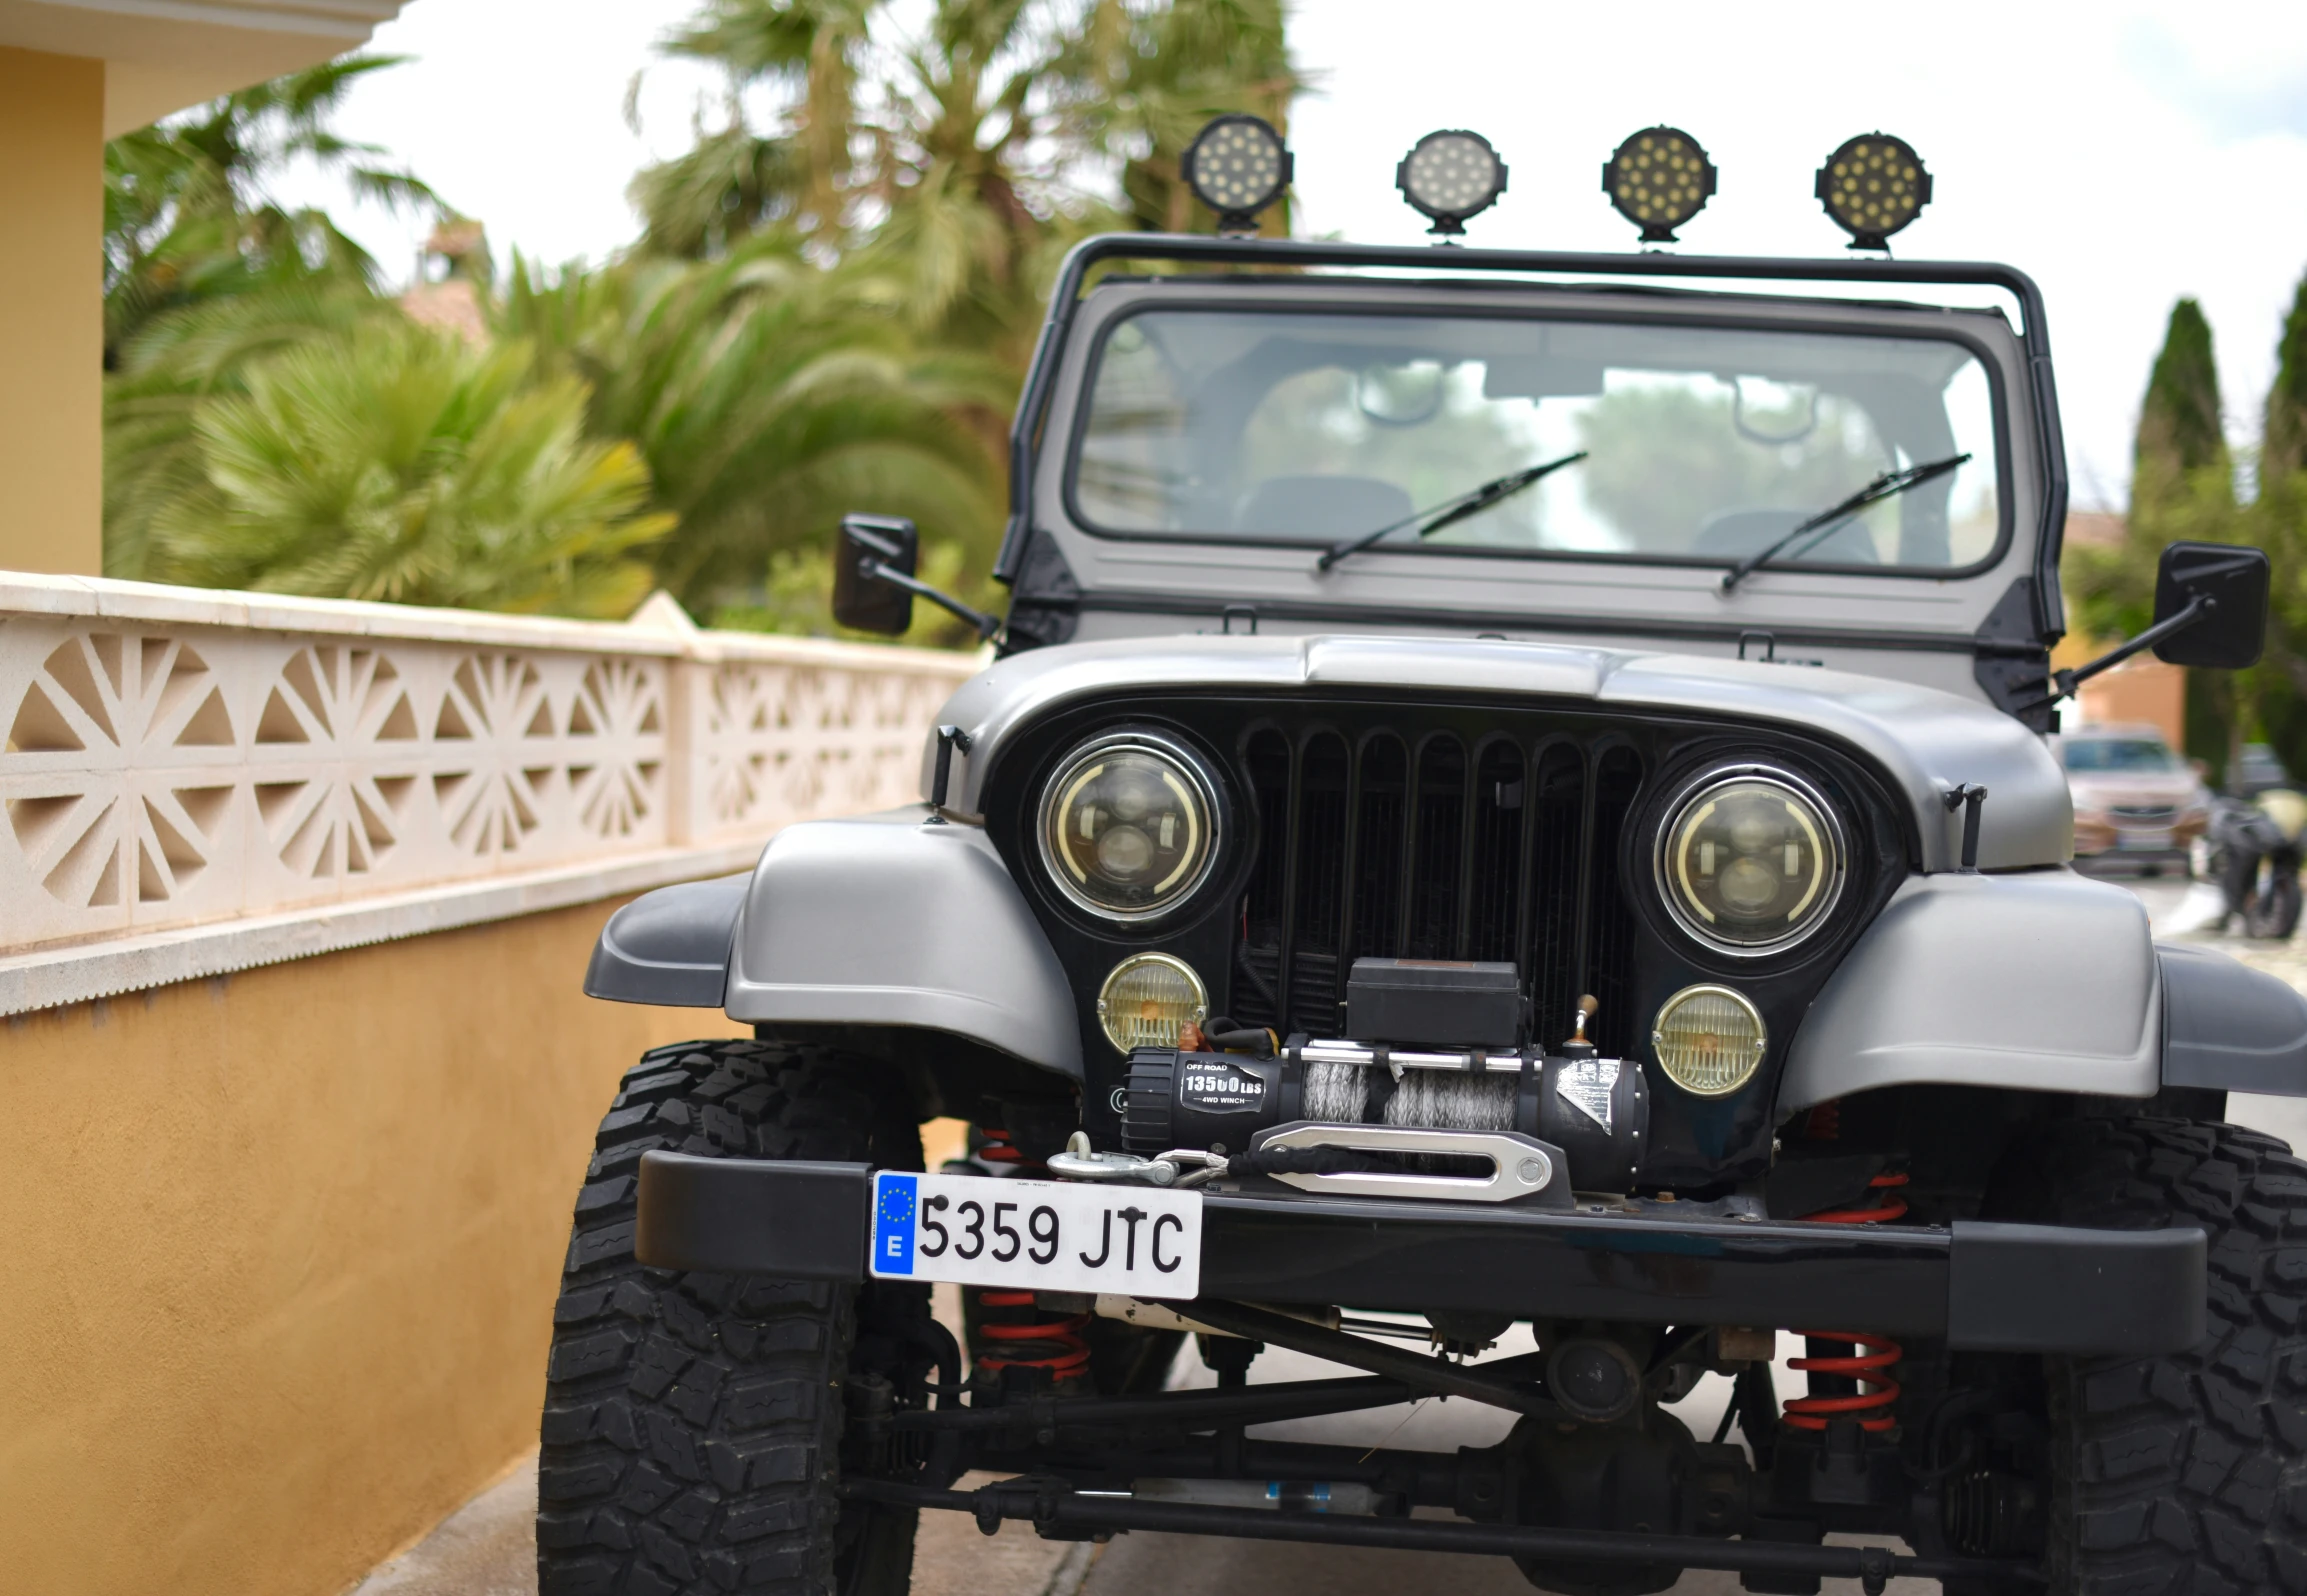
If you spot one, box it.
[539,119,2307,1596]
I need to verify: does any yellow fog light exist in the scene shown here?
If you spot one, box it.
[1096,953,1208,1054]
[1651,985,1767,1098]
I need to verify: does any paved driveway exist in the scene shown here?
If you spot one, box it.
[355,876,2307,1596]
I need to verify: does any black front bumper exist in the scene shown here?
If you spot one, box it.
[635,1151,2205,1358]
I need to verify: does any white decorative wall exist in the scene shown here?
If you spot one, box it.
[0,576,976,1006]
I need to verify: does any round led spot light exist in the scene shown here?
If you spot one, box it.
[1656,768,1845,955]
[1097,953,1209,1055]
[1652,984,1768,1098]
[1397,129,1508,236]
[1816,132,1932,250]
[1182,114,1294,234]
[1603,126,1717,243]
[1038,732,1221,922]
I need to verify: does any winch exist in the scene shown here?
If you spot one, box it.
[1120,962,1648,1194]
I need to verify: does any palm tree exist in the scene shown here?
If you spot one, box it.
[103,54,439,365]
[103,52,450,585]
[497,236,1012,623]
[102,6,1306,639]
[141,319,670,618]
[106,282,391,582]
[630,0,1301,354]
[603,0,1301,632]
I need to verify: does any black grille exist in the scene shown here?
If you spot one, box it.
[1231,725,1644,1057]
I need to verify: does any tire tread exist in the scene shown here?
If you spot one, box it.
[538,1039,920,1596]
[2024,1118,2307,1596]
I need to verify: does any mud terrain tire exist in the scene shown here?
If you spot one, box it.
[1994,1117,2307,1596]
[537,1039,926,1596]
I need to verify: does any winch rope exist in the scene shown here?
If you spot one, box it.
[1383,1070,1516,1131]
[1303,1059,1369,1122]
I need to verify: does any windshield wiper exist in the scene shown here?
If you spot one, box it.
[1717,453,1971,593]
[1315,452,1588,573]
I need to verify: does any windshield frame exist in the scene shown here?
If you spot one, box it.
[1058,293,2017,582]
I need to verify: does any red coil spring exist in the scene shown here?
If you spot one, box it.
[963,1132,1081,1382]
[972,1289,1093,1381]
[1783,1173,1908,1432]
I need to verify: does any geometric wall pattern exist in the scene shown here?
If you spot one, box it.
[1,593,973,951]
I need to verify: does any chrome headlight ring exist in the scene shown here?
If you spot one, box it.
[1653,764,1848,957]
[1036,729,1224,923]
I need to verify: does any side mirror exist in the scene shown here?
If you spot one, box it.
[2151,541,2269,670]
[2032,540,2272,719]
[831,514,918,636]
[828,511,1003,642]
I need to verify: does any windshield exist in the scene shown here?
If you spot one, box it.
[2062,739,2179,773]
[1072,307,2004,571]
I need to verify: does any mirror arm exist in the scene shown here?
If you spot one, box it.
[2019,592,2215,711]
[858,558,1002,642]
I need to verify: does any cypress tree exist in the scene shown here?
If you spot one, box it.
[2266,270,2307,482]
[2128,299,2234,780]
[2135,298,2229,498]
[2250,270,2307,790]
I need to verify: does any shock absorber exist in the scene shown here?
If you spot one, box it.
[972,1126,1024,1166]
[1783,1172,1908,1432]
[970,1289,1093,1391]
[960,1125,1090,1389]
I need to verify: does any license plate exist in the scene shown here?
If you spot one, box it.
[2117,830,2174,851]
[868,1171,1202,1298]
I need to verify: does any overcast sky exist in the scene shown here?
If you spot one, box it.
[284,0,2307,511]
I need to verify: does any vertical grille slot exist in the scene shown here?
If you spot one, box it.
[1527,741,1587,1047]
[1468,740,1527,963]
[1584,745,1646,1060]
[1350,734,1408,970]
[1236,729,1290,1024]
[1288,733,1351,1033]
[1406,735,1467,957]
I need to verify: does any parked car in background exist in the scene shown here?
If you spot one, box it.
[2055,723,2211,873]
[2231,741,2296,798]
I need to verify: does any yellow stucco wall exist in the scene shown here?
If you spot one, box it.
[0,897,747,1596]
[0,45,104,576]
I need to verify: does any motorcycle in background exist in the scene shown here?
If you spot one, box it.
[2203,786,2307,938]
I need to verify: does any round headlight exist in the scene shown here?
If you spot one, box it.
[1097,953,1208,1054]
[1038,732,1220,921]
[1656,768,1845,954]
[1652,984,1767,1097]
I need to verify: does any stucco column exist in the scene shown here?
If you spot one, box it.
[0,46,104,576]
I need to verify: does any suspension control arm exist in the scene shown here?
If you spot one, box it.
[840,1479,2039,1595]
[1179,1300,1553,1416]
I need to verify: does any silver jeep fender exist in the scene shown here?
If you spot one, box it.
[1779,870,2161,1116]
[1780,869,2307,1114]
[585,808,1079,1078]
[725,807,1078,1077]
